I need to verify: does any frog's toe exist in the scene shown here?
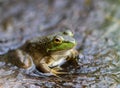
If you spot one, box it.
[51,69,68,75]
[50,66,63,71]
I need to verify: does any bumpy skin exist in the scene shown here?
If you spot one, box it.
[1,30,78,75]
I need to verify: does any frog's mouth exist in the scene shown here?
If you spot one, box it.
[47,43,76,53]
[49,49,71,55]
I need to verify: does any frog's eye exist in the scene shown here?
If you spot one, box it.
[54,36,63,44]
[63,30,74,36]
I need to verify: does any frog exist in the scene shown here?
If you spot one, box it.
[0,30,78,75]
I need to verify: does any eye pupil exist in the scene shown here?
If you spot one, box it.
[54,35,63,44]
[54,38,62,44]
[55,38,60,42]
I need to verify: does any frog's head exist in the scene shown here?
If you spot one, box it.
[47,30,76,53]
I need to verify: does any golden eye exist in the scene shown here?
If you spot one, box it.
[54,37,62,44]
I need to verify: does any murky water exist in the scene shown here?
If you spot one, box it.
[0,0,120,88]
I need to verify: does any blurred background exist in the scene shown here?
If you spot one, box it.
[0,0,120,88]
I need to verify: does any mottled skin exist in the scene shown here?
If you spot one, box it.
[1,30,78,75]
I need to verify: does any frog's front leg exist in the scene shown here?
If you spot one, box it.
[36,63,68,75]
[36,57,68,75]
[34,57,49,73]
[66,49,78,66]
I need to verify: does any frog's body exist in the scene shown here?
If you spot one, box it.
[0,30,78,75]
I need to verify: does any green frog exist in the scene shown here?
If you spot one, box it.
[0,30,78,75]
